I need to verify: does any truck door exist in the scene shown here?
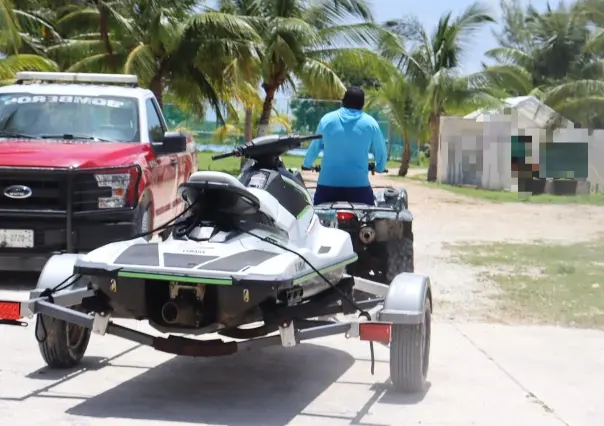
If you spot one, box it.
[145,98,178,227]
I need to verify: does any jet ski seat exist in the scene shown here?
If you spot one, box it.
[180,171,280,222]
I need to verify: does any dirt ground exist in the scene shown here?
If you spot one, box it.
[302,170,604,322]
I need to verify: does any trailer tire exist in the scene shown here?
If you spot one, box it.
[37,307,91,369]
[390,296,431,393]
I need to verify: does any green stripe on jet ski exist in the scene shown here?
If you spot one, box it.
[293,255,358,285]
[296,205,311,219]
[117,271,231,285]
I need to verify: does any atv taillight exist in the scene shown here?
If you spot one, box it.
[336,211,356,221]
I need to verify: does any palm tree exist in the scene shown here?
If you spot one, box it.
[0,0,59,83]
[49,0,134,73]
[474,0,604,128]
[366,74,428,176]
[219,0,384,137]
[44,0,261,121]
[383,3,496,182]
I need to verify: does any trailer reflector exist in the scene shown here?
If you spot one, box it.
[0,301,22,321]
[359,322,391,344]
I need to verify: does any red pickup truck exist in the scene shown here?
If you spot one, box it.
[0,72,197,272]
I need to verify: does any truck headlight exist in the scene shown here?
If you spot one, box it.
[94,173,130,208]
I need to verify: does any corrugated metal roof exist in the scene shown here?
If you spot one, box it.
[463,96,573,128]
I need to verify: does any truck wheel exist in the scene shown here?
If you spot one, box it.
[386,233,414,283]
[134,201,153,241]
[390,296,431,393]
[37,308,91,369]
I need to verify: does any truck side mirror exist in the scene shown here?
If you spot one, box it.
[154,131,187,155]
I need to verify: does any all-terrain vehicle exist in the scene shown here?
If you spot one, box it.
[0,133,432,393]
[304,164,413,289]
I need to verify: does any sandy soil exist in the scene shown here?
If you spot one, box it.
[302,170,604,322]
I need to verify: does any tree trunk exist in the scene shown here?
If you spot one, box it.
[398,130,411,177]
[426,112,440,182]
[386,120,393,161]
[150,73,163,109]
[97,0,116,72]
[240,107,254,169]
[257,83,277,137]
[244,108,253,141]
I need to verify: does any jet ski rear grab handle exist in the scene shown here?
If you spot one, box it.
[0,275,407,357]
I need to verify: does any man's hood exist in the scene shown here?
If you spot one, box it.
[337,107,364,123]
[0,140,150,168]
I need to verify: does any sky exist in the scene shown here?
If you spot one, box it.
[370,0,549,73]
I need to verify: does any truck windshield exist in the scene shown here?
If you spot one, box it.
[0,93,140,142]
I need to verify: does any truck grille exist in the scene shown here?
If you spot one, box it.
[0,170,108,212]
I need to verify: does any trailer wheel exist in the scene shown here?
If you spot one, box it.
[37,307,91,369]
[390,296,431,393]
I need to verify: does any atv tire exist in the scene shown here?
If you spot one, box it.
[386,234,414,283]
[37,307,91,369]
[390,296,431,393]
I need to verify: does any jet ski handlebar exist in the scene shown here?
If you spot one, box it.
[301,162,389,175]
[211,133,322,161]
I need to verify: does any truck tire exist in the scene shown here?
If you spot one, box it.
[37,308,91,369]
[134,200,153,241]
[390,296,431,393]
[386,234,414,283]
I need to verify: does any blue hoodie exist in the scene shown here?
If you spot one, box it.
[302,107,387,187]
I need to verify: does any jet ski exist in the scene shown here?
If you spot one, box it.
[73,133,359,332]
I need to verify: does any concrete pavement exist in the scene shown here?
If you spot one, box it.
[0,286,602,426]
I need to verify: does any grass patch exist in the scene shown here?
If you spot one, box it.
[197,151,403,175]
[447,239,604,328]
[401,172,604,205]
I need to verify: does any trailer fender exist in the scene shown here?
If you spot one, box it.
[31,254,89,298]
[378,273,432,325]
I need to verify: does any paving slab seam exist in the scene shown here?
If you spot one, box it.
[453,324,571,426]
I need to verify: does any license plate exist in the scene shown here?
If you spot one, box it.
[0,229,34,248]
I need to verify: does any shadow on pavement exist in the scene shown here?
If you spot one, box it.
[67,343,354,426]
[379,381,432,405]
[0,345,145,402]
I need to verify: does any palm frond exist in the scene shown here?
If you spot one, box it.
[304,0,374,28]
[0,0,22,53]
[296,57,346,99]
[543,79,604,107]
[484,46,533,67]
[185,11,260,41]
[317,22,387,48]
[0,53,58,79]
[124,43,155,84]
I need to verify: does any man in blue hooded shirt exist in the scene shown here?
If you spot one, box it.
[302,87,387,205]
